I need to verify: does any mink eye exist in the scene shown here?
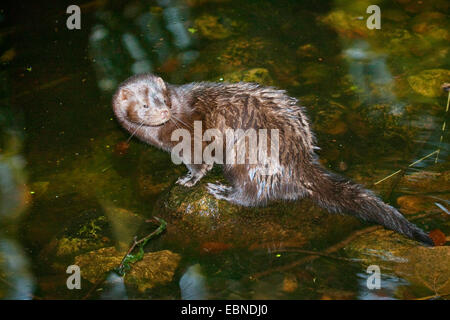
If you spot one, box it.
[143,105,149,108]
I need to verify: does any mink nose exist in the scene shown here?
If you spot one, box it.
[161,110,169,118]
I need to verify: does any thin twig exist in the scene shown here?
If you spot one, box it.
[116,217,167,272]
[269,248,358,262]
[250,226,380,280]
[415,293,450,300]
[435,90,450,163]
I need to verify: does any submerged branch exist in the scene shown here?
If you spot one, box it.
[250,211,440,280]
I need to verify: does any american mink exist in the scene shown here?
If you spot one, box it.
[112,73,433,245]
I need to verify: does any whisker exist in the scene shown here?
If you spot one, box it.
[170,118,181,130]
[171,114,193,129]
[126,120,146,143]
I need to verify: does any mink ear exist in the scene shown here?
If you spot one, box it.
[119,88,132,101]
[155,77,166,90]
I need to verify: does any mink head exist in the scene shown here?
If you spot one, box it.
[113,74,172,126]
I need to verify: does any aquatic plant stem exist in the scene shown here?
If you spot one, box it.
[435,90,449,163]
[374,150,439,185]
[415,293,450,300]
[268,248,356,262]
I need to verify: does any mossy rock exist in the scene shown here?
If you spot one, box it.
[155,168,363,250]
[343,229,450,296]
[163,170,239,230]
[74,247,181,293]
[296,43,319,58]
[311,100,345,136]
[51,211,112,258]
[382,9,410,22]
[221,68,274,86]
[411,11,449,41]
[55,236,109,257]
[299,63,332,85]
[398,169,450,194]
[383,29,415,56]
[194,14,234,40]
[407,69,450,97]
[396,195,439,215]
[363,103,404,129]
[216,37,268,68]
[41,205,145,260]
[319,10,368,38]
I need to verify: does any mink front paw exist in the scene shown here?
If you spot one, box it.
[176,173,199,187]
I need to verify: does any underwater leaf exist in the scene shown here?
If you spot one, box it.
[429,229,446,246]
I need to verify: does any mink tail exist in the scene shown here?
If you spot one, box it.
[306,162,433,246]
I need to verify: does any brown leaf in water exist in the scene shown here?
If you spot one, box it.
[114,141,130,156]
[200,241,232,253]
[429,229,447,246]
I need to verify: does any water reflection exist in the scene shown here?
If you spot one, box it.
[179,264,209,300]
[0,239,34,299]
[89,0,197,92]
[344,39,404,114]
[0,106,34,299]
[100,272,128,300]
[357,272,408,300]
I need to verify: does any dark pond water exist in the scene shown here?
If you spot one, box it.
[0,0,449,300]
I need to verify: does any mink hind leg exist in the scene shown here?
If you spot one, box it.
[206,181,263,206]
[206,164,277,207]
[176,163,213,187]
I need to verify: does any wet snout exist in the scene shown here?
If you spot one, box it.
[160,109,169,118]
[146,107,171,125]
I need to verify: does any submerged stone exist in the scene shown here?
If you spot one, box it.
[221,68,274,86]
[51,212,111,258]
[312,100,345,136]
[319,10,368,38]
[74,247,181,293]
[42,205,144,259]
[411,11,449,41]
[194,14,234,40]
[398,168,450,193]
[407,69,450,97]
[55,236,109,257]
[344,229,450,296]
[396,195,436,215]
[382,10,410,22]
[281,273,298,293]
[216,37,268,68]
[299,63,332,85]
[296,44,319,58]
